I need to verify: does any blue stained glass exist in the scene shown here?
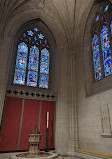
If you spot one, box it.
[39,48,49,89]
[14,69,26,85]
[27,30,34,36]
[100,6,102,10]
[101,16,103,20]
[16,59,26,70]
[27,46,39,87]
[100,26,112,77]
[27,71,37,87]
[45,39,47,44]
[34,28,39,32]
[39,74,49,89]
[28,45,39,71]
[23,33,26,38]
[104,21,107,24]
[110,20,112,35]
[47,45,49,49]
[40,63,49,74]
[40,48,49,74]
[104,4,109,12]
[34,36,37,41]
[96,15,99,21]
[38,33,44,39]
[16,42,28,70]
[14,42,28,85]
[92,34,102,81]
[14,27,50,88]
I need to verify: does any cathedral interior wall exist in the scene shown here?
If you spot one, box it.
[75,0,112,154]
[0,0,112,156]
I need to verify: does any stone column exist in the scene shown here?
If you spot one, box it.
[55,47,69,155]
[67,51,78,156]
[0,35,13,124]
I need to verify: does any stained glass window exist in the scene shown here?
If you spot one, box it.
[110,20,112,35]
[14,27,50,89]
[39,74,49,89]
[14,42,28,85]
[27,71,38,87]
[34,28,39,32]
[27,30,34,36]
[38,33,44,39]
[27,46,39,87]
[96,15,99,21]
[100,6,102,10]
[100,26,112,76]
[39,48,50,88]
[92,1,112,81]
[104,4,109,12]
[92,35,102,81]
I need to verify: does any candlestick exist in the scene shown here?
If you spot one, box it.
[45,112,49,152]
[47,112,49,128]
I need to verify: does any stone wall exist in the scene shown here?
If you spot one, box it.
[0,0,76,156]
[75,0,112,154]
[1,0,112,156]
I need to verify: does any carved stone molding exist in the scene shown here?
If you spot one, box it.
[100,104,112,138]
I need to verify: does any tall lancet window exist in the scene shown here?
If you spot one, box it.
[92,1,112,81]
[110,20,112,34]
[100,26,112,77]
[14,27,50,89]
[92,34,102,81]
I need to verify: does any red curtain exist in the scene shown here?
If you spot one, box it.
[0,97,22,150]
[0,97,55,151]
[20,99,40,149]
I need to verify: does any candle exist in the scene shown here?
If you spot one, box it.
[47,112,49,128]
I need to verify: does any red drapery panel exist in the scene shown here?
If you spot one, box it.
[39,101,55,149]
[0,97,22,150]
[0,98,55,151]
[20,99,40,149]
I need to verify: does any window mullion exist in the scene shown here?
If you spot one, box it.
[25,40,30,85]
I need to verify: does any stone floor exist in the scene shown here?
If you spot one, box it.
[0,153,81,159]
[58,157,82,159]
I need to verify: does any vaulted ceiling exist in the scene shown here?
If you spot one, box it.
[0,0,77,50]
[0,0,94,52]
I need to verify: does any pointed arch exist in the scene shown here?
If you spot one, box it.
[84,0,112,95]
[13,27,50,89]
[92,0,112,80]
